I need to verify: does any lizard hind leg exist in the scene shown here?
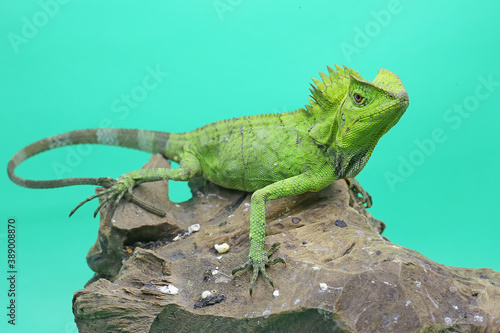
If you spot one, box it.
[69,153,202,217]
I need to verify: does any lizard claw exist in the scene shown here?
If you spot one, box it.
[232,242,285,296]
[69,174,166,218]
[69,175,132,217]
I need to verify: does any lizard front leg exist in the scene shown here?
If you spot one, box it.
[70,153,201,217]
[232,165,336,295]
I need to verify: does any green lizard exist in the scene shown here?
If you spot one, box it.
[7,65,409,295]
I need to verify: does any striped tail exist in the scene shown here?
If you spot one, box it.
[7,128,179,189]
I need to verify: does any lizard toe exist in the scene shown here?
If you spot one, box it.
[233,243,285,296]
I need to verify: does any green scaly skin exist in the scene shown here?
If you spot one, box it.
[7,65,409,295]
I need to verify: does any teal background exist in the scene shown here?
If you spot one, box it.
[1,1,499,332]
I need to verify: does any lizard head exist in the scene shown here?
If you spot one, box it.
[335,69,409,148]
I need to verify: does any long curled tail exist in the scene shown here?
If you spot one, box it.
[7,128,179,189]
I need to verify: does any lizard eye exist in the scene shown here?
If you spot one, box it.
[353,93,364,103]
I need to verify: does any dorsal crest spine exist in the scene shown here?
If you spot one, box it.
[307,65,363,110]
